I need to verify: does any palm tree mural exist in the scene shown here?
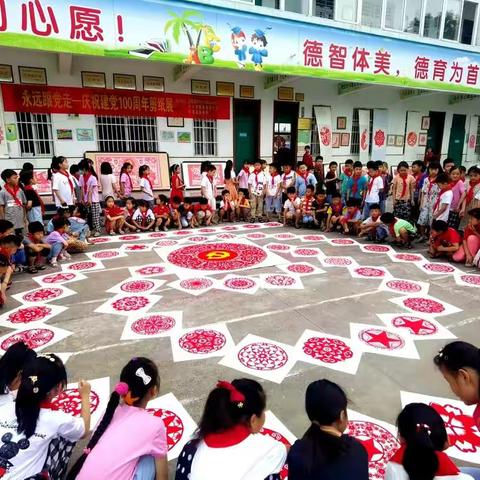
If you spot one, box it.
[164,10,203,64]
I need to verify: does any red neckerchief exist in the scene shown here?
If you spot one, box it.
[4,184,23,207]
[140,209,150,222]
[58,170,74,195]
[414,172,424,190]
[433,187,451,212]
[143,175,153,192]
[343,168,353,177]
[126,207,134,217]
[242,166,250,174]
[367,174,380,194]
[332,203,343,215]
[270,172,279,187]
[388,219,397,236]
[347,207,359,220]
[399,173,409,198]
[105,206,123,217]
[474,403,480,430]
[282,171,292,183]
[427,176,437,196]
[390,446,459,476]
[466,179,480,204]
[253,169,262,185]
[371,214,380,222]
[24,185,45,214]
[300,172,308,187]
[351,174,361,195]
[204,424,251,448]
[207,174,215,186]
[40,400,59,411]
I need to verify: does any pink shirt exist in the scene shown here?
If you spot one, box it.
[77,404,167,480]
[450,180,465,210]
[121,172,133,196]
[45,231,67,245]
[79,174,100,204]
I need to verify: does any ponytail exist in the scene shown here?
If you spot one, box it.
[0,342,36,395]
[120,162,132,175]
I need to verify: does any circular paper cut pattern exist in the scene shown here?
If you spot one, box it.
[243,224,261,229]
[264,274,296,287]
[359,328,405,350]
[402,297,445,314]
[148,232,167,238]
[303,337,353,364]
[198,228,216,233]
[246,233,267,239]
[179,278,214,291]
[125,244,148,251]
[364,245,390,253]
[238,342,288,371]
[394,253,423,262]
[407,131,417,146]
[173,230,191,236]
[459,274,480,286]
[93,251,119,259]
[423,263,455,274]
[293,248,319,256]
[274,233,296,240]
[391,315,438,336]
[374,129,385,147]
[260,428,290,479]
[221,226,238,231]
[136,265,166,276]
[347,420,400,480]
[67,261,97,271]
[167,243,267,272]
[148,408,184,451]
[360,129,368,151]
[119,235,140,241]
[178,329,226,354]
[303,235,325,241]
[223,277,256,290]
[23,288,63,303]
[131,315,176,335]
[120,280,155,293]
[331,238,355,245]
[8,306,53,325]
[42,273,76,283]
[320,126,331,146]
[266,243,290,252]
[216,233,236,239]
[111,296,150,312]
[155,240,178,247]
[188,236,209,242]
[286,264,315,274]
[89,237,110,244]
[53,389,99,416]
[354,267,385,278]
[1,328,54,351]
[324,257,352,266]
[385,280,422,293]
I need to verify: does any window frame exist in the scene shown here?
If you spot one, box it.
[193,119,218,157]
[15,112,54,158]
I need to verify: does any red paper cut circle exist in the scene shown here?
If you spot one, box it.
[53,389,99,416]
[198,228,216,233]
[223,277,256,290]
[238,342,288,371]
[1,328,55,351]
[403,297,445,314]
[89,237,110,244]
[423,263,455,273]
[303,235,325,241]
[265,274,296,287]
[460,274,480,286]
[147,408,184,450]
[131,315,176,335]
[42,273,76,283]
[188,236,209,242]
[324,257,352,266]
[8,306,52,325]
[359,328,405,350]
[67,261,97,271]
[221,226,238,231]
[294,248,319,256]
[320,127,331,146]
[274,233,295,240]
[120,280,155,293]
[287,264,315,274]
[386,280,422,293]
[364,245,390,253]
[331,238,355,245]
[93,251,119,259]
[303,337,353,364]
[216,233,236,239]
[23,288,63,303]
[111,296,150,312]
[179,278,214,290]
[126,244,148,251]
[137,266,166,276]
[391,315,438,336]
[354,267,385,277]
[119,235,140,241]
[394,253,423,262]
[374,129,385,147]
[148,232,167,238]
[266,244,290,251]
[407,132,417,146]
[155,240,178,247]
[178,329,226,354]
[246,233,267,239]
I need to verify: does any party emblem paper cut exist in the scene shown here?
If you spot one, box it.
[219,334,298,384]
[454,273,480,288]
[95,293,161,316]
[0,304,68,329]
[86,249,128,260]
[259,273,304,290]
[295,330,363,374]
[348,266,392,280]
[121,311,183,340]
[128,263,173,278]
[378,278,430,295]
[0,325,73,353]
[170,323,234,362]
[319,256,359,268]
[33,271,87,286]
[401,391,480,465]
[107,277,165,294]
[61,260,105,272]
[12,286,77,304]
[278,262,325,277]
[146,392,198,460]
[168,277,217,296]
[389,294,462,317]
[215,274,260,295]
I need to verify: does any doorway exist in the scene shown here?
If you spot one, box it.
[233,99,260,170]
[426,111,446,161]
[273,101,299,163]
[448,114,466,165]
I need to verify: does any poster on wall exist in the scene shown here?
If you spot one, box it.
[181,162,226,190]
[467,115,479,162]
[85,152,171,190]
[358,109,370,163]
[313,106,333,160]
[35,169,52,196]
[371,109,388,161]
[404,111,422,161]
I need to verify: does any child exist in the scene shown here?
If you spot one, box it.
[201,164,218,212]
[327,193,345,232]
[448,166,465,230]
[453,208,480,266]
[119,162,134,202]
[132,200,155,232]
[459,166,480,231]
[179,198,195,229]
[175,379,287,479]
[70,358,168,480]
[283,186,301,228]
[314,155,325,185]
[313,189,329,230]
[379,161,392,212]
[417,161,442,241]
[139,165,154,207]
[346,161,367,202]
[339,159,354,201]
[45,217,71,267]
[303,145,314,169]
[237,161,251,198]
[224,160,238,202]
[0,169,26,235]
[339,199,362,235]
[20,170,44,224]
[265,163,282,220]
[281,164,296,204]
[411,160,426,221]
[386,402,472,480]
[99,161,118,201]
[363,161,384,219]
[288,380,369,480]
[70,163,82,203]
[51,156,76,207]
[104,196,125,235]
[248,160,267,223]
[219,190,236,222]
[359,204,388,241]
[236,191,251,222]
[392,161,415,221]
[170,164,185,203]
[194,198,213,226]
[428,219,461,259]
[79,162,101,237]
[296,163,317,198]
[432,173,453,223]
[123,197,137,232]
[153,194,171,231]
[443,157,455,174]
[0,342,36,407]
[0,354,90,479]
[301,185,316,227]
[23,221,51,273]
[380,212,417,248]
[69,204,91,242]
[460,165,467,181]
[0,235,21,305]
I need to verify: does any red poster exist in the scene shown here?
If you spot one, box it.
[1,84,230,120]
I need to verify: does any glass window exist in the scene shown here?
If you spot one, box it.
[404,0,422,33]
[443,0,462,40]
[255,0,280,7]
[461,1,477,44]
[361,0,383,28]
[284,0,309,14]
[385,0,405,30]
[315,0,334,19]
[423,0,443,38]
[335,0,358,22]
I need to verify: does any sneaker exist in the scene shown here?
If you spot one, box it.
[154,227,159,232]
[63,251,72,260]
[58,253,66,261]
[249,218,256,223]
[93,231,101,237]
[35,264,46,271]
[118,229,125,235]
[49,259,58,268]
[465,261,475,267]
[109,230,115,236]
[162,225,168,231]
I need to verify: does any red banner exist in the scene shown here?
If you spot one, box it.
[1,84,230,120]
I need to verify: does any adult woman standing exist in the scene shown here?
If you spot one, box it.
[170,164,185,202]
[99,162,118,202]
[224,160,238,202]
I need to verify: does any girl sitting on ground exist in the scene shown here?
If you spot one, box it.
[123,197,137,232]
[132,200,155,232]
[104,196,126,235]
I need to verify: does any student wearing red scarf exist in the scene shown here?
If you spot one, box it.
[392,161,415,221]
[20,170,44,225]
[0,169,26,236]
[453,208,480,266]
[459,166,480,231]
[248,160,267,223]
[51,156,76,207]
[265,163,282,220]
[429,219,461,259]
[346,161,367,202]
[237,161,251,198]
[448,166,465,230]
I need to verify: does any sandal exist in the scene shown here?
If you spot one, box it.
[27,266,38,274]
[35,265,46,271]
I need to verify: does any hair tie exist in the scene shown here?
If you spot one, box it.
[114,382,129,396]
[124,391,140,406]
[83,448,91,455]
[416,423,432,435]
[217,380,245,407]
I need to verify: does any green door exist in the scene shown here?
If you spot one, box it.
[234,100,260,170]
[447,114,466,165]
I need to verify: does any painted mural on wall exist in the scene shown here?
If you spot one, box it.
[1,0,480,94]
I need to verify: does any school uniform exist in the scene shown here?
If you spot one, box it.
[79,174,101,233]
[281,171,296,204]
[139,176,155,206]
[248,170,267,220]
[265,174,282,214]
[23,186,44,224]
[301,196,316,224]
[133,208,155,228]
[433,189,454,222]
[200,175,217,211]
[363,175,383,219]
[392,174,415,221]
[52,171,76,207]
[237,168,251,198]
[346,175,368,201]
[0,186,26,233]
[295,173,317,198]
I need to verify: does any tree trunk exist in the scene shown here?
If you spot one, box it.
[182,23,194,47]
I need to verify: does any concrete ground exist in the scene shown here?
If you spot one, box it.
[4,226,480,474]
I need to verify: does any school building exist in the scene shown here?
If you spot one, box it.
[1,0,480,191]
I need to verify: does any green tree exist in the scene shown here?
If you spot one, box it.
[164,10,202,47]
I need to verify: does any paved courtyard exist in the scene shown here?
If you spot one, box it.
[3,223,480,474]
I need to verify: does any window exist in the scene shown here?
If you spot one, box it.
[95,116,158,152]
[385,0,405,30]
[314,0,334,19]
[335,0,358,22]
[284,0,310,14]
[423,0,443,38]
[404,0,422,33]
[193,119,217,156]
[443,0,462,40]
[461,1,477,44]
[255,0,280,7]
[361,0,383,28]
[16,112,54,157]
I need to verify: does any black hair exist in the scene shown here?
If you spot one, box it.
[139,165,149,178]
[137,199,149,209]
[328,161,338,167]
[0,219,14,234]
[397,403,448,480]
[468,166,480,176]
[398,161,409,170]
[196,379,265,441]
[56,206,70,217]
[431,220,448,232]
[22,162,34,172]
[52,217,68,231]
[224,160,233,181]
[331,193,342,199]
[315,156,323,161]
[286,186,296,195]
[120,162,132,175]
[346,198,359,208]
[103,195,115,204]
[443,157,455,167]
[51,156,67,171]
[380,212,395,224]
[70,164,79,176]
[183,197,192,205]
[251,31,267,46]
[301,380,350,473]
[306,185,315,192]
[375,160,383,169]
[436,172,450,184]
[100,162,113,175]
[1,169,17,183]
[16,354,67,438]
[67,357,159,479]
[28,222,44,235]
[0,235,22,248]
[171,196,182,205]
[368,162,379,172]
[428,162,442,174]
[200,161,212,174]
[243,161,251,166]
[19,170,34,187]
[79,159,97,178]
[412,160,425,170]
[353,161,362,169]
[199,197,209,205]
[221,189,229,196]
[468,207,480,220]
[459,166,467,174]
[270,163,279,172]
[0,342,36,396]
[158,194,168,203]
[345,159,354,165]
[207,164,217,172]
[449,165,461,175]
[315,188,326,195]
[369,203,381,211]
[125,196,136,207]
[305,145,310,150]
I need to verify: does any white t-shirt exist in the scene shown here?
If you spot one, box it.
[434,190,453,222]
[284,197,301,213]
[281,172,296,190]
[265,174,282,197]
[139,177,154,201]
[219,200,235,210]
[386,461,473,480]
[248,172,267,197]
[100,174,116,200]
[190,434,287,480]
[365,176,383,203]
[200,175,217,210]
[52,171,75,206]
[0,402,84,479]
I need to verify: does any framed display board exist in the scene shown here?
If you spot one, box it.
[84,152,171,190]
[35,169,52,196]
[181,161,226,190]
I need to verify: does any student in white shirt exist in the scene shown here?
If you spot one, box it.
[237,161,252,197]
[200,165,218,211]
[363,161,384,219]
[0,354,90,479]
[139,165,154,207]
[99,161,119,201]
[51,156,76,207]
[175,378,287,480]
[265,163,282,220]
[283,186,302,228]
[248,160,267,223]
[433,173,454,223]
